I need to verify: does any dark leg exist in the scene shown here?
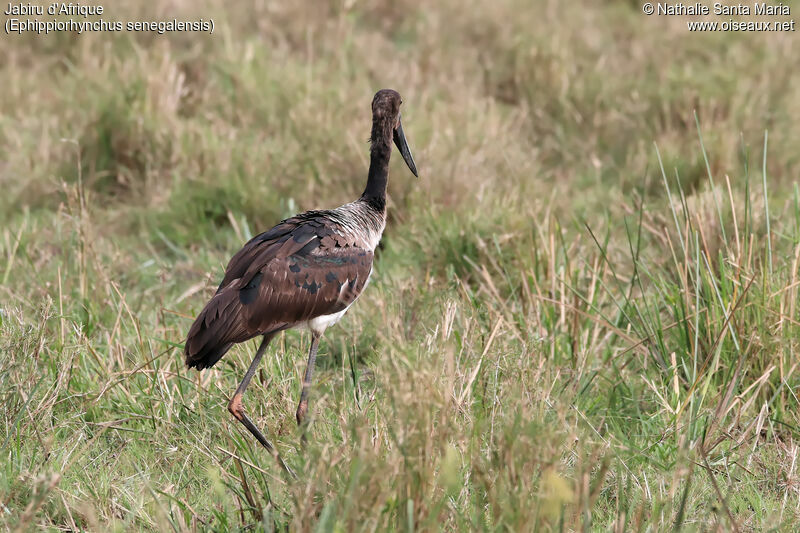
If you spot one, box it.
[295,332,321,427]
[228,333,296,479]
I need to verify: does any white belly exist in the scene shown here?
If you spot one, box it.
[307,306,350,336]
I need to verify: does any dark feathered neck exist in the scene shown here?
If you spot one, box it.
[360,113,394,212]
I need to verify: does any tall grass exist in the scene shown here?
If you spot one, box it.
[2,0,800,530]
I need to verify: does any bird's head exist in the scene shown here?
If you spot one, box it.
[371,89,418,177]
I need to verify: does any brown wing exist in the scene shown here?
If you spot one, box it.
[184,212,373,369]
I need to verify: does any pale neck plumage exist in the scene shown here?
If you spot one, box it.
[333,202,386,251]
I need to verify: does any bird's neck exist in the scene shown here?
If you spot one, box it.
[360,115,393,213]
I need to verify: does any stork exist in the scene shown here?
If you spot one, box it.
[184,89,418,476]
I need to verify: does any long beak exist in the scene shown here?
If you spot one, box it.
[393,116,418,177]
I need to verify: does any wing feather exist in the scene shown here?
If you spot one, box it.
[185,212,374,370]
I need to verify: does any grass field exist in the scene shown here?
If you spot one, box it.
[2,0,800,530]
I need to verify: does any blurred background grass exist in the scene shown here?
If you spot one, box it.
[2,0,800,530]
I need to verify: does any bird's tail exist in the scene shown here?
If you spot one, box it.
[184,289,247,370]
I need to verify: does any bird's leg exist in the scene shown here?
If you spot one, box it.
[228,332,296,479]
[295,332,321,429]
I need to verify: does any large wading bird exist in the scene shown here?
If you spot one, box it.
[184,89,418,477]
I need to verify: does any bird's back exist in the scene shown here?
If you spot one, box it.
[184,202,384,370]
